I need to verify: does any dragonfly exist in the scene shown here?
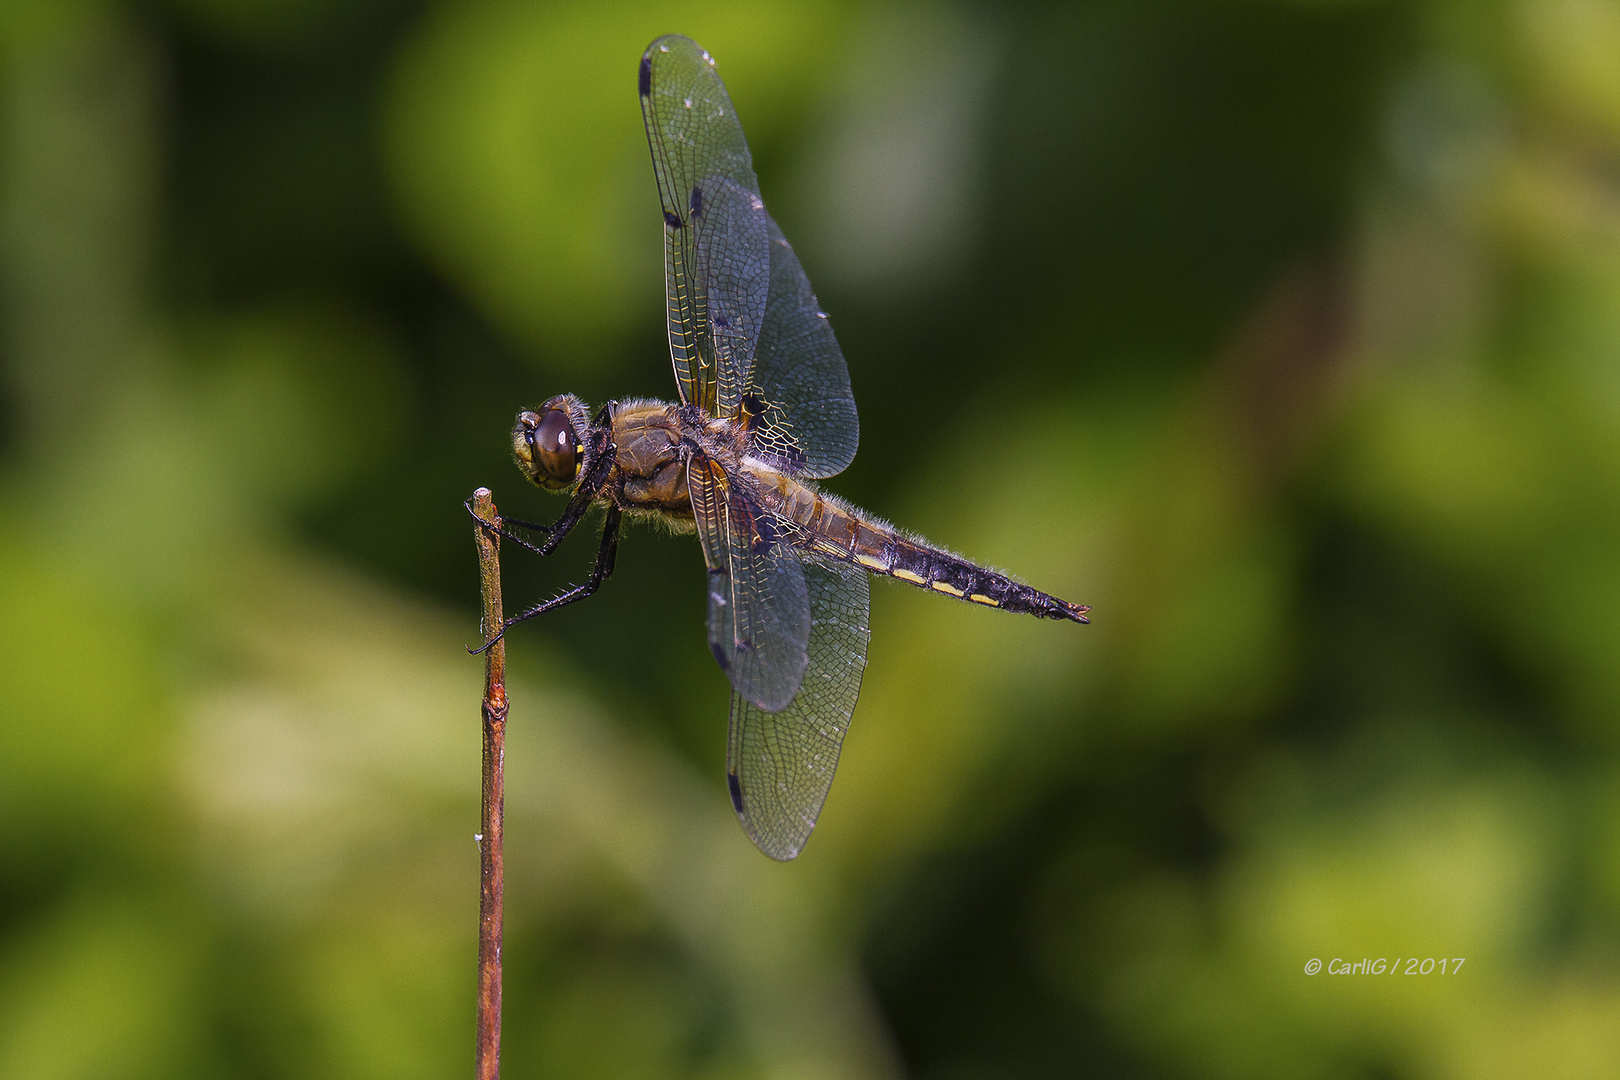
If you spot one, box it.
[478,34,1089,860]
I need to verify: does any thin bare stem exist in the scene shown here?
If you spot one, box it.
[472,488,506,1080]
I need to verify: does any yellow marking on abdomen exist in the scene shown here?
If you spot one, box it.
[969,593,999,606]
[856,554,888,572]
[931,581,964,597]
[892,568,926,584]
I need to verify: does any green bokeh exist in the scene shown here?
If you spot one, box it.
[3,0,1620,1077]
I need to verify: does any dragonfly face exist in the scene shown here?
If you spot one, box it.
[491,35,1089,860]
[512,395,586,491]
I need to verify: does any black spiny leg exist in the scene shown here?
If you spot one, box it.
[465,499,552,556]
[464,465,602,559]
[466,426,619,653]
[464,416,617,557]
[469,506,622,655]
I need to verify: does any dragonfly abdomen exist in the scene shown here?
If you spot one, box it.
[761,472,1089,623]
[865,532,1088,622]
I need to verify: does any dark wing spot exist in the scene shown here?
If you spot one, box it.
[638,54,652,97]
[752,514,778,557]
[711,640,730,670]
[727,772,744,814]
[689,185,703,217]
[663,210,683,229]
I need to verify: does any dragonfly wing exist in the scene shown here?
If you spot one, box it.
[640,35,768,417]
[746,215,860,479]
[696,178,769,416]
[690,456,811,712]
[687,450,730,574]
[726,552,871,859]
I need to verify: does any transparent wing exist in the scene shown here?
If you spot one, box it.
[686,452,729,578]
[640,34,768,418]
[692,458,811,712]
[746,216,860,479]
[726,553,871,860]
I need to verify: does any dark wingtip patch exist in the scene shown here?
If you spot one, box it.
[710,641,729,670]
[638,55,652,97]
[727,773,744,814]
[689,185,703,217]
[663,210,683,229]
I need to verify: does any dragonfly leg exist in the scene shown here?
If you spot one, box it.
[464,497,554,554]
[465,494,554,535]
[470,506,622,654]
[467,507,553,557]
[496,514,552,533]
[464,432,617,556]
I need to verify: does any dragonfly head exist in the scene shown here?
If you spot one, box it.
[513,394,588,491]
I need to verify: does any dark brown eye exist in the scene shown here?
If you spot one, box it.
[531,409,578,485]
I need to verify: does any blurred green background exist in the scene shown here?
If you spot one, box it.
[3,0,1620,1076]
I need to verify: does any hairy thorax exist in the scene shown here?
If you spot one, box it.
[606,399,753,523]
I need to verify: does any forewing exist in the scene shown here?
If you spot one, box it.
[691,455,811,712]
[726,553,871,860]
[686,452,729,576]
[640,35,768,417]
[709,492,811,713]
[746,216,860,479]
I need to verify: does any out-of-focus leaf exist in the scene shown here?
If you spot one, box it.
[381,0,843,359]
[0,899,198,1080]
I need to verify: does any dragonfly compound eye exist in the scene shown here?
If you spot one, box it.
[533,408,580,486]
[514,408,581,490]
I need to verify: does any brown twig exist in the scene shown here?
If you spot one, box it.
[471,488,506,1080]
